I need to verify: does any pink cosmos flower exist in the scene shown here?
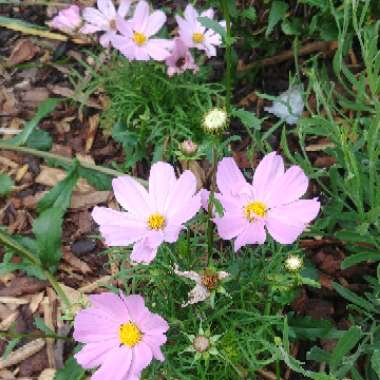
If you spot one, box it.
[165,38,198,76]
[80,0,131,47]
[92,162,201,263]
[213,152,320,251]
[175,4,226,57]
[112,1,173,61]
[74,292,169,380]
[50,5,82,34]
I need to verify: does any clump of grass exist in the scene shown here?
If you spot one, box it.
[73,54,224,168]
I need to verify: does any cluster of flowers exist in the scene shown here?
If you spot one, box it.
[74,152,320,380]
[51,0,225,76]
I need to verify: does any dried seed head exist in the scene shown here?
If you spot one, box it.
[180,139,198,156]
[193,335,210,352]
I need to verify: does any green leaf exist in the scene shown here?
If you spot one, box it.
[330,326,362,371]
[232,108,262,130]
[288,316,333,341]
[306,346,331,363]
[0,174,14,196]
[333,282,376,313]
[341,251,380,269]
[0,16,67,40]
[34,316,55,336]
[26,129,53,151]
[37,161,79,214]
[8,98,59,147]
[371,350,380,377]
[266,1,289,37]
[198,16,227,39]
[32,208,63,272]
[241,7,257,21]
[78,167,112,191]
[54,357,85,380]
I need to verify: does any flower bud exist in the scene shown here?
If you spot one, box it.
[180,139,198,156]
[202,107,228,133]
[285,255,303,272]
[193,335,210,353]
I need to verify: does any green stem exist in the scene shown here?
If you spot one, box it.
[0,330,69,340]
[0,143,147,185]
[0,230,71,308]
[220,0,233,113]
[275,359,281,380]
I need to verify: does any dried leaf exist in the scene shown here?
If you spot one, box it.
[7,39,40,66]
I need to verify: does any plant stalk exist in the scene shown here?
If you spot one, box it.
[220,0,233,113]
[0,142,147,185]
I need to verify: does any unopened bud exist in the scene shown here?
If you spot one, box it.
[193,335,209,353]
[180,139,198,155]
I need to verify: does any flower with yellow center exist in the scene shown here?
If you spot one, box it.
[133,32,147,46]
[192,32,205,43]
[119,321,142,347]
[147,213,166,230]
[244,201,267,222]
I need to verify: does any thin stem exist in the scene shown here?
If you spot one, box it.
[275,359,281,380]
[0,330,69,340]
[0,142,147,185]
[220,0,233,113]
[0,230,71,308]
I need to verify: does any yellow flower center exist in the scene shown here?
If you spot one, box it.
[133,32,147,46]
[192,32,205,43]
[147,213,166,230]
[119,322,142,347]
[244,201,267,222]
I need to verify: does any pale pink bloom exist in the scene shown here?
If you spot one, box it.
[213,152,320,251]
[80,0,131,47]
[74,292,169,380]
[112,1,173,61]
[175,4,226,57]
[50,5,82,34]
[174,265,228,307]
[92,162,201,264]
[165,38,198,76]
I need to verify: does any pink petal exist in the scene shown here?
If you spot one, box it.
[148,162,176,214]
[146,39,172,61]
[130,237,159,264]
[99,31,115,47]
[112,176,152,219]
[91,346,132,380]
[73,308,121,343]
[145,10,166,37]
[266,199,320,244]
[267,165,309,207]
[200,8,215,19]
[80,23,103,34]
[92,207,147,247]
[128,341,153,375]
[252,152,284,203]
[116,16,133,37]
[214,213,247,240]
[132,0,149,32]
[162,224,182,243]
[184,4,198,27]
[234,221,266,251]
[82,7,108,29]
[117,0,131,17]
[74,338,119,369]
[90,293,130,321]
[142,334,166,361]
[97,0,116,19]
[175,16,194,48]
[216,157,249,196]
[134,46,150,60]
[122,294,150,325]
[139,312,169,335]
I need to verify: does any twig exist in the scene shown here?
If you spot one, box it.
[238,41,338,71]
[0,142,148,186]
